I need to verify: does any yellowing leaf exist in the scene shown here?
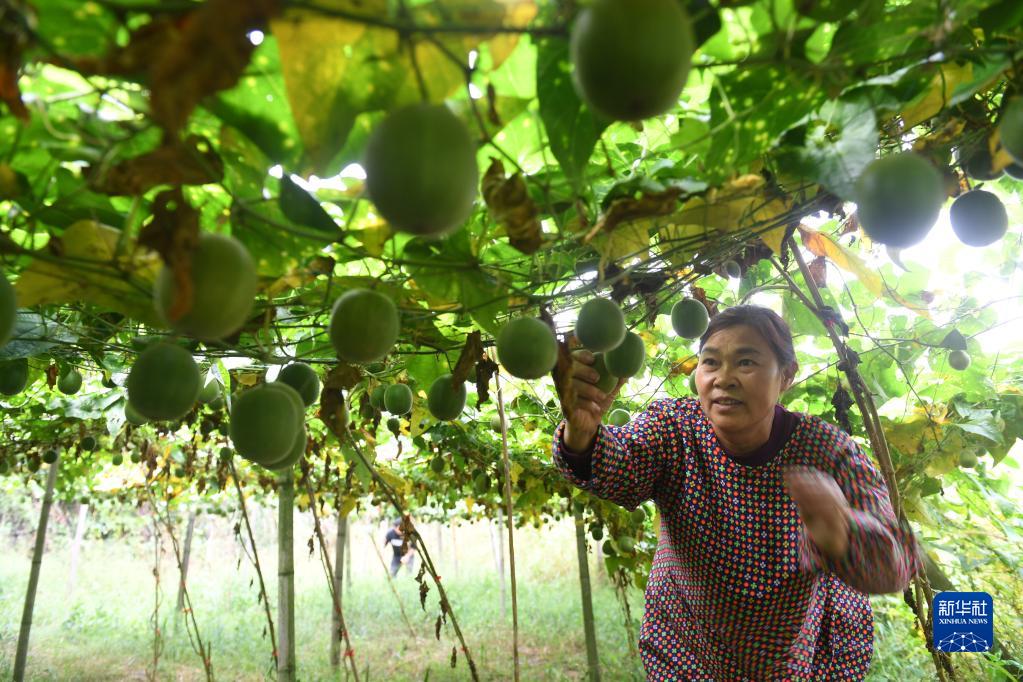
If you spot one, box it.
[799,226,930,318]
[656,222,711,268]
[509,461,524,485]
[338,495,357,518]
[378,467,410,495]
[410,399,434,438]
[886,414,939,456]
[595,221,649,266]
[273,0,533,173]
[675,175,790,237]
[355,222,393,257]
[901,62,975,130]
[760,224,788,256]
[15,220,161,323]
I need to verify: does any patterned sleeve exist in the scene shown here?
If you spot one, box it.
[551,398,680,511]
[798,434,923,595]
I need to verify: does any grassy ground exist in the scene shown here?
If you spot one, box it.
[0,509,934,681]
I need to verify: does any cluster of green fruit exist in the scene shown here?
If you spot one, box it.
[493,294,707,392]
[227,362,320,472]
[0,359,85,398]
[856,99,1021,250]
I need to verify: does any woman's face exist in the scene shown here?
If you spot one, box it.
[695,324,795,448]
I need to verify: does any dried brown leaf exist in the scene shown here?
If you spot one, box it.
[451,331,483,387]
[481,159,543,254]
[138,188,200,321]
[584,189,683,243]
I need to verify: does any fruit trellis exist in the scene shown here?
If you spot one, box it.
[2,0,1023,680]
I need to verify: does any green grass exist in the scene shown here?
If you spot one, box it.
[0,511,936,680]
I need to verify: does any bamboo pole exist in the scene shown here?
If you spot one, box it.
[573,503,601,682]
[330,512,349,668]
[495,373,520,681]
[277,469,296,682]
[176,511,198,612]
[13,455,61,681]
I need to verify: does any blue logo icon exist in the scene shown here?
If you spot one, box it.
[933,591,993,653]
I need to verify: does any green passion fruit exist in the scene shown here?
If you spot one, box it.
[948,349,971,371]
[671,298,709,339]
[197,379,221,404]
[854,153,944,248]
[427,374,467,421]
[593,353,619,394]
[605,331,645,378]
[127,343,201,421]
[999,97,1023,165]
[570,0,694,121]
[575,297,626,352]
[0,357,29,395]
[949,189,1008,247]
[329,289,400,364]
[124,400,149,426]
[364,103,479,237]
[370,384,388,409]
[384,383,413,415]
[277,362,320,407]
[154,233,258,341]
[958,141,1002,181]
[608,408,630,426]
[958,450,978,468]
[496,317,558,380]
[58,368,83,395]
[230,383,304,466]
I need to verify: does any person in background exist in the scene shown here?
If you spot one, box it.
[552,304,922,681]
[384,517,417,577]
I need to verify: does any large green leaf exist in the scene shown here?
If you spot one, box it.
[536,38,609,188]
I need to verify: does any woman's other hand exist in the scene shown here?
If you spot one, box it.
[783,466,852,561]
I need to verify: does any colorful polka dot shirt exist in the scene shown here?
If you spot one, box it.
[552,397,922,681]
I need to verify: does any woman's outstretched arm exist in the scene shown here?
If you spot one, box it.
[793,437,922,595]
[552,398,681,511]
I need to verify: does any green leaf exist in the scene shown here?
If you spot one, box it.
[939,329,968,352]
[536,38,609,187]
[777,97,878,201]
[706,67,825,180]
[278,175,342,235]
[0,312,74,360]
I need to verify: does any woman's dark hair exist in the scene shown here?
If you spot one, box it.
[698,304,797,370]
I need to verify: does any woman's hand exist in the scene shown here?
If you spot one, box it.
[560,349,625,453]
[783,466,852,561]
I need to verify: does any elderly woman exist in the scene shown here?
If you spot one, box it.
[553,304,922,681]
